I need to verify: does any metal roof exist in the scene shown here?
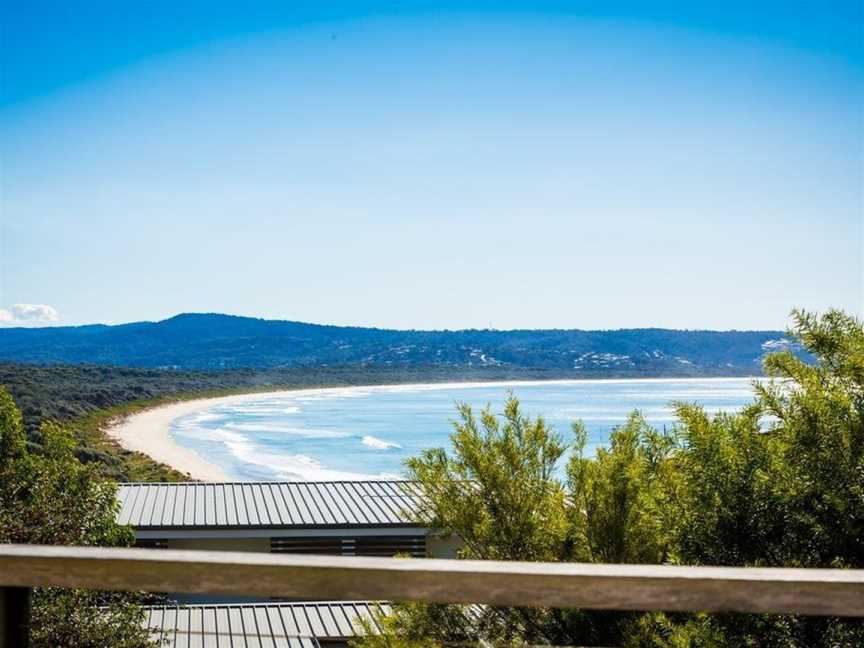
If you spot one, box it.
[117,481,424,530]
[145,601,389,646]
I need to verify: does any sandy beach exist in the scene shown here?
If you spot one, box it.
[106,387,368,480]
[106,382,535,481]
[106,395,243,481]
[105,378,755,482]
[102,383,448,480]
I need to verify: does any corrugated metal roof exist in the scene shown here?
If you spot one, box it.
[145,601,389,645]
[144,605,320,647]
[118,481,424,529]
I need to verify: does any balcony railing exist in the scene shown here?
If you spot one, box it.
[1,544,863,646]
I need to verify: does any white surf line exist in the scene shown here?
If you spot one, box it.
[106,377,758,481]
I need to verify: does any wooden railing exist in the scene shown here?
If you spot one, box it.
[1,544,863,646]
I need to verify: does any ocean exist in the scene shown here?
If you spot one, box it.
[170,378,758,481]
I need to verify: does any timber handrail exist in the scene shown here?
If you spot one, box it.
[1,544,863,617]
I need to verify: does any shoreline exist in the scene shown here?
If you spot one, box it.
[106,376,759,482]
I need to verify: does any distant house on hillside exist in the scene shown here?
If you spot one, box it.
[117,480,459,559]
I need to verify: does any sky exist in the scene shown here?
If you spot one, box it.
[1,1,862,331]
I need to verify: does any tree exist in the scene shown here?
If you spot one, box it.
[0,386,158,648]
[359,398,674,646]
[568,411,675,565]
[396,395,571,644]
[356,309,864,647]
[755,309,864,569]
[662,310,864,645]
[408,396,570,563]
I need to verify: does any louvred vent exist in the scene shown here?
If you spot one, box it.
[271,535,426,557]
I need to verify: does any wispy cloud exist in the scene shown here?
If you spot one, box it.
[0,303,60,326]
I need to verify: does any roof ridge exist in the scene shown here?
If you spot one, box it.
[121,479,415,486]
[143,600,388,609]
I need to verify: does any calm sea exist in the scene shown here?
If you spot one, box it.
[170,378,757,481]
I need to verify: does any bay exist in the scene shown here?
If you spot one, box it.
[170,378,757,481]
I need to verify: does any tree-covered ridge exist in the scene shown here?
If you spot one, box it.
[0,312,788,374]
[357,309,864,647]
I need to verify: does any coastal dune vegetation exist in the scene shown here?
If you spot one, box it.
[0,309,861,646]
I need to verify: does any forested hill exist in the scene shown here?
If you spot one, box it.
[0,313,789,375]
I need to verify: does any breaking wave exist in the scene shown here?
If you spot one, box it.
[361,435,401,450]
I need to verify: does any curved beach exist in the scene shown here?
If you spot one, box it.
[107,395,242,481]
[106,381,569,480]
[105,378,757,482]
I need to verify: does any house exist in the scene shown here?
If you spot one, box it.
[117,480,460,559]
[144,600,389,648]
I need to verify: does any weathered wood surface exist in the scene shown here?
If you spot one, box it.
[0,544,862,617]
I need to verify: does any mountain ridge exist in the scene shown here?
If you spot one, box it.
[0,312,790,374]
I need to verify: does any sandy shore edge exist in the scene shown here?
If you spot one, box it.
[106,377,756,482]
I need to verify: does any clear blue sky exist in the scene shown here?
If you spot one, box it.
[1,1,862,330]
